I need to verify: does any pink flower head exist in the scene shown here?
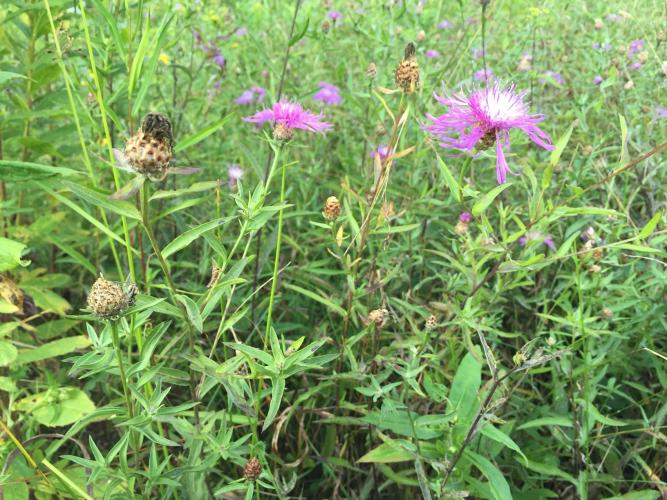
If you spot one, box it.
[474,68,494,81]
[628,39,644,56]
[235,90,254,105]
[425,49,440,59]
[313,82,342,106]
[520,231,555,249]
[243,101,331,139]
[227,164,244,189]
[251,86,266,102]
[327,10,343,21]
[459,211,472,223]
[593,75,604,85]
[370,145,390,161]
[438,20,452,29]
[424,81,554,184]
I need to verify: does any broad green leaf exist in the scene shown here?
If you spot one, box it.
[0,376,17,392]
[517,416,573,430]
[481,424,527,462]
[175,295,203,333]
[472,183,512,217]
[262,377,285,432]
[466,450,512,500]
[15,336,91,365]
[174,113,235,153]
[283,283,346,316]
[358,441,413,463]
[0,160,81,181]
[638,212,661,239]
[545,123,573,189]
[587,403,627,427]
[65,182,141,220]
[371,223,420,235]
[0,341,18,367]
[161,218,227,259]
[0,71,27,85]
[15,387,95,427]
[447,352,481,425]
[128,17,151,97]
[519,457,576,484]
[0,237,30,272]
[225,342,273,366]
[150,181,219,200]
[289,17,310,46]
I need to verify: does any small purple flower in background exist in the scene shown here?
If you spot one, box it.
[193,30,203,45]
[438,19,452,29]
[474,68,494,81]
[628,39,644,55]
[251,86,266,102]
[459,212,472,223]
[313,82,342,106]
[327,10,343,22]
[593,75,604,85]
[370,145,389,162]
[212,49,225,69]
[235,86,267,105]
[424,81,554,184]
[656,107,667,119]
[243,101,331,140]
[520,231,555,249]
[593,42,612,51]
[235,27,248,37]
[227,164,244,190]
[540,70,565,85]
[425,49,440,59]
[472,47,484,59]
[606,13,622,22]
[235,90,255,105]
[630,61,642,71]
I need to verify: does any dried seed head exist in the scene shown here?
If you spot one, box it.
[124,113,174,180]
[395,43,420,93]
[416,30,426,43]
[594,18,603,29]
[273,123,294,142]
[454,220,469,235]
[368,308,389,328]
[243,457,261,481]
[366,62,377,80]
[87,276,129,319]
[588,264,602,274]
[321,20,331,33]
[601,307,613,319]
[207,262,221,288]
[592,247,603,260]
[425,314,437,331]
[323,196,341,221]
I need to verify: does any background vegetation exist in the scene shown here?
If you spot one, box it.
[0,0,665,498]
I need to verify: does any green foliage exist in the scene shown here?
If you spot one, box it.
[0,0,665,498]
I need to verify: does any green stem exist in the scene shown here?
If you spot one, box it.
[263,150,286,350]
[110,320,134,418]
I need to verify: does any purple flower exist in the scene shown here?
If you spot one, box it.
[235,90,255,105]
[251,86,266,102]
[519,231,555,249]
[424,81,554,184]
[193,30,203,45]
[370,145,389,161]
[313,81,342,106]
[606,13,622,22]
[235,27,248,37]
[630,61,642,71]
[628,39,644,55]
[459,211,472,223]
[593,42,611,51]
[243,101,332,138]
[227,164,244,190]
[425,49,440,59]
[472,47,484,59]
[438,20,452,29]
[656,107,667,119]
[327,10,343,21]
[474,68,494,81]
[540,70,565,85]
[212,50,225,69]
[593,75,604,85]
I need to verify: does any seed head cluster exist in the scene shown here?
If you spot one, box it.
[87,276,137,320]
[323,196,341,221]
[395,42,420,94]
[124,113,174,180]
[243,457,262,481]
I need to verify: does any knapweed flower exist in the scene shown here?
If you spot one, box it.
[519,231,555,249]
[540,70,565,85]
[655,107,667,119]
[235,86,266,105]
[593,75,604,85]
[438,20,452,29]
[628,39,644,56]
[474,68,494,81]
[235,27,248,37]
[424,81,554,184]
[313,82,342,106]
[459,211,472,223]
[243,101,331,141]
[472,47,485,59]
[425,49,440,59]
[327,10,343,21]
[370,145,390,162]
[227,164,244,190]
